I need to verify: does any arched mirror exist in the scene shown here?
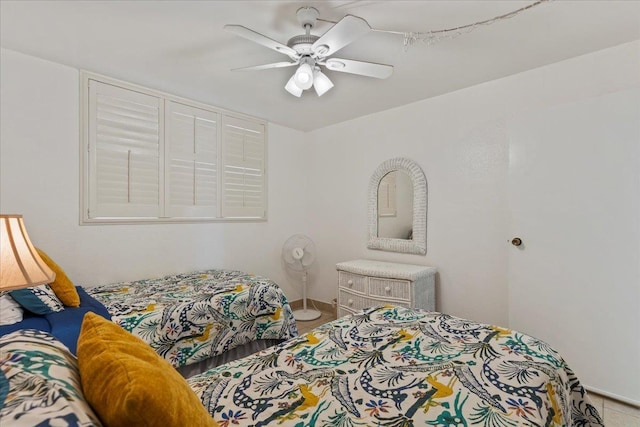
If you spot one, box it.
[368,158,427,254]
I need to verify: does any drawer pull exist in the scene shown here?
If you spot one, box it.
[348,299,354,306]
[347,280,353,287]
[385,286,391,293]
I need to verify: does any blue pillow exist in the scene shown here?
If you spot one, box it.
[9,284,64,315]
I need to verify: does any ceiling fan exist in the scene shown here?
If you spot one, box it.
[224,7,393,97]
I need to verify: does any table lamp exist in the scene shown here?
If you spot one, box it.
[0,214,55,291]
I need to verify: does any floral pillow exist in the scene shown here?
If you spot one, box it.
[9,284,64,315]
[0,329,103,426]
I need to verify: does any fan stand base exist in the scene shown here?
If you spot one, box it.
[293,309,322,322]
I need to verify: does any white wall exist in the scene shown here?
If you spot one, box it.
[0,48,308,300]
[307,81,510,326]
[306,40,640,403]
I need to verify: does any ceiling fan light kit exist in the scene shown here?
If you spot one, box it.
[225,6,393,98]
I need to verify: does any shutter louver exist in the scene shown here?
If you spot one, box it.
[166,101,218,218]
[89,81,162,218]
[222,116,266,218]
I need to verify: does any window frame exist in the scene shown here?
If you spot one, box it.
[80,71,268,224]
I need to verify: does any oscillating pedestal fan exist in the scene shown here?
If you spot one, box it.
[282,234,321,321]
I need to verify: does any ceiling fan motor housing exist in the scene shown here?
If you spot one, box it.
[287,34,320,55]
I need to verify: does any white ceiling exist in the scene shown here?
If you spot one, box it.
[1,1,639,131]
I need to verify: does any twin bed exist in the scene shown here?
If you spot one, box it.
[1,304,603,426]
[0,268,297,377]
[188,305,603,426]
[86,269,298,375]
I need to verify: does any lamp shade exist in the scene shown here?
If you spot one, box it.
[313,69,334,96]
[293,63,314,90]
[285,74,303,97]
[0,214,55,291]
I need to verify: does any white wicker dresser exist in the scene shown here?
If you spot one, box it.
[336,259,436,317]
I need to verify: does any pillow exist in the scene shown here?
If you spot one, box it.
[0,329,103,426]
[0,294,23,325]
[77,312,219,427]
[36,248,80,307]
[10,284,64,315]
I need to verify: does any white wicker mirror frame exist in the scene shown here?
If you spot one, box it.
[368,157,427,255]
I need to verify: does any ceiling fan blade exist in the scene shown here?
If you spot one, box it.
[323,58,393,79]
[224,24,298,57]
[311,15,371,58]
[231,61,298,72]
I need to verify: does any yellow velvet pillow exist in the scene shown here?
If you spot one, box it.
[36,248,80,307]
[77,313,219,427]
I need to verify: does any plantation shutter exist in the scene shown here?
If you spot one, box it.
[221,116,266,218]
[88,80,162,219]
[165,101,218,218]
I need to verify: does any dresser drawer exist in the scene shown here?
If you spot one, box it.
[368,277,411,301]
[339,289,410,312]
[339,289,369,311]
[338,300,410,318]
[338,271,367,294]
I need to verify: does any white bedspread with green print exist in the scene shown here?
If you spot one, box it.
[87,269,297,369]
[0,330,103,426]
[188,305,603,427]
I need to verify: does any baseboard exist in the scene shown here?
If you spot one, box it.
[290,298,337,318]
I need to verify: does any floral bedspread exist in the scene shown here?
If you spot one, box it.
[188,305,603,427]
[87,269,297,369]
[0,330,103,426]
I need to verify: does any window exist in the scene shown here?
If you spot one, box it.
[81,72,267,223]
